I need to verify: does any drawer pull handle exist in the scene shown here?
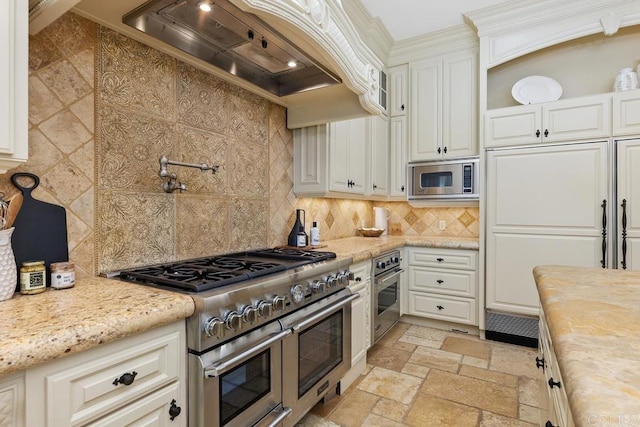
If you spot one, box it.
[436,305,444,310]
[113,371,137,387]
[535,356,545,369]
[548,378,561,389]
[436,258,444,262]
[436,279,444,284]
[169,399,182,421]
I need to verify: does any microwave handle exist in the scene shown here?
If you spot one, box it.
[205,329,292,377]
[291,293,359,332]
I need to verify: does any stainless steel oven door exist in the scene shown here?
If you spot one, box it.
[280,289,359,427]
[372,267,402,344]
[188,321,291,427]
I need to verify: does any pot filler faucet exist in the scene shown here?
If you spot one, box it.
[158,155,219,193]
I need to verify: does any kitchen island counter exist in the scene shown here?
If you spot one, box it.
[0,276,194,376]
[320,235,479,263]
[534,265,640,427]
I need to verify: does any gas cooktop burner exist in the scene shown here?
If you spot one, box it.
[118,248,337,292]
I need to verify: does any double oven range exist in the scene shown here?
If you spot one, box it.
[116,248,355,427]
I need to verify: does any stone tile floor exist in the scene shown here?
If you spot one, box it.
[297,322,543,426]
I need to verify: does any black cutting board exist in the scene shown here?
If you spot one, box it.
[11,172,68,289]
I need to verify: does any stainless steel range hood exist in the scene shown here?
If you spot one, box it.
[123,0,341,97]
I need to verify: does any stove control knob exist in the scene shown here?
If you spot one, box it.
[272,295,287,311]
[204,317,224,338]
[337,271,350,285]
[225,311,242,331]
[328,275,338,288]
[257,300,272,318]
[377,261,386,269]
[242,306,258,324]
[290,284,304,304]
[309,280,326,294]
[391,256,400,264]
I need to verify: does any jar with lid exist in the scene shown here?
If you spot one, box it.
[20,260,46,294]
[51,261,76,290]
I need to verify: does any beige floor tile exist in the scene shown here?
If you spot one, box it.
[327,389,379,427]
[462,355,490,369]
[296,413,341,426]
[371,397,409,422]
[362,413,406,427]
[519,404,541,425]
[399,334,443,349]
[518,376,541,407]
[479,411,537,426]
[407,345,462,373]
[377,322,411,346]
[405,394,480,427]
[441,336,492,359]
[404,324,450,341]
[421,370,518,418]
[458,365,519,387]
[401,362,431,379]
[489,344,540,379]
[366,344,413,372]
[357,367,423,405]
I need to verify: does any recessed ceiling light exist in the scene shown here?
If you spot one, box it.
[198,1,212,12]
[287,60,297,68]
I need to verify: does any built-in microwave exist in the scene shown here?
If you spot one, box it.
[409,157,479,200]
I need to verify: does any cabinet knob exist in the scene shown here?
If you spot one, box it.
[436,258,444,262]
[401,104,405,111]
[436,305,444,310]
[169,399,182,421]
[535,356,545,369]
[544,129,549,137]
[443,146,448,154]
[545,421,557,427]
[373,183,377,190]
[401,185,405,192]
[113,371,137,387]
[548,378,561,389]
[536,129,541,138]
[437,147,441,154]
[436,279,444,284]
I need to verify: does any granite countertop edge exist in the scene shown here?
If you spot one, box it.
[0,235,478,376]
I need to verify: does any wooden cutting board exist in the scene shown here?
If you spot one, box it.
[11,172,68,289]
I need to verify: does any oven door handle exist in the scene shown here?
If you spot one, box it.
[291,293,360,332]
[204,329,292,378]
[374,268,403,285]
[264,406,293,427]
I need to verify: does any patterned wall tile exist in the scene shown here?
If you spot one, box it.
[174,124,227,194]
[229,86,269,144]
[228,138,269,198]
[38,110,92,154]
[40,159,92,206]
[230,198,269,251]
[99,27,176,120]
[38,12,95,58]
[98,191,175,272]
[175,195,229,259]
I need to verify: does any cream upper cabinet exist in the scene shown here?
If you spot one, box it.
[329,119,366,194]
[613,90,640,136]
[485,142,609,315]
[368,115,389,198]
[0,371,25,427]
[410,49,478,161]
[485,94,611,148]
[388,64,408,117]
[389,116,408,198]
[0,0,28,173]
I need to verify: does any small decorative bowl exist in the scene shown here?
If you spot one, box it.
[358,228,385,237]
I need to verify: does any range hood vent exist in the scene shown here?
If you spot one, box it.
[123,0,341,97]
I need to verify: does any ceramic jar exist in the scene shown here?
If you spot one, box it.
[0,227,17,301]
[614,68,639,92]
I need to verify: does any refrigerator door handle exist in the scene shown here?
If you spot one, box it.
[621,199,628,270]
[601,199,607,269]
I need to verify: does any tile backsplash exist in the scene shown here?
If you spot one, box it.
[2,12,478,278]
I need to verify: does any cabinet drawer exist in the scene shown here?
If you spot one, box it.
[409,267,476,297]
[87,382,184,427]
[407,248,477,270]
[29,322,183,426]
[408,292,477,325]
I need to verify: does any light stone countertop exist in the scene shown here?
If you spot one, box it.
[0,235,477,378]
[534,265,640,427]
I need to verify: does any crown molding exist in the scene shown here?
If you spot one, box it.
[342,0,393,64]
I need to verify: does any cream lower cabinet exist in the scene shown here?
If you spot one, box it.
[539,310,574,427]
[341,260,371,392]
[25,321,186,426]
[486,142,609,316]
[484,94,611,148]
[406,247,478,325]
[0,371,25,427]
[617,138,640,270]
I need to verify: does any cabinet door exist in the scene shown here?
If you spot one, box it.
[484,105,542,147]
[369,115,389,197]
[442,51,477,158]
[388,64,408,117]
[328,121,352,193]
[348,117,366,194]
[613,90,640,136]
[0,372,24,427]
[542,94,611,143]
[410,57,441,161]
[0,0,28,171]
[617,138,640,271]
[293,126,328,196]
[486,142,609,315]
[389,116,408,197]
